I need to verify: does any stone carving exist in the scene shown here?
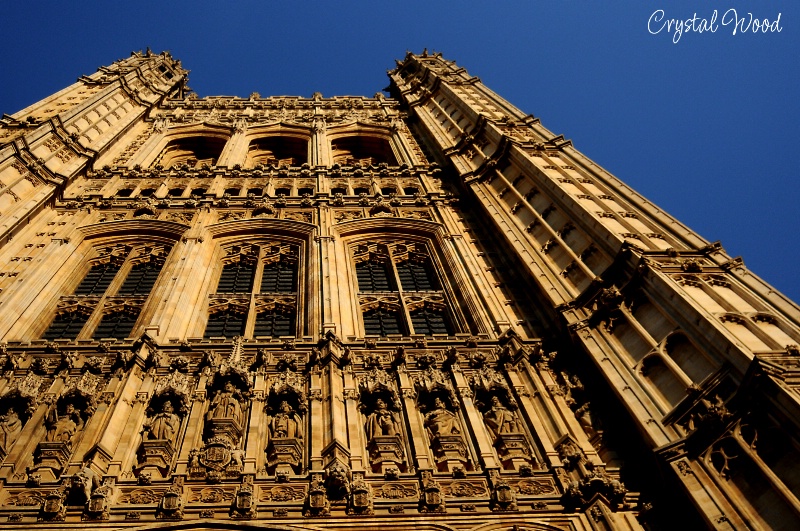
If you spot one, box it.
[483,395,523,437]
[206,381,244,425]
[44,401,83,444]
[156,484,184,520]
[425,397,461,438]
[0,407,23,455]
[349,472,374,515]
[422,395,468,472]
[304,473,330,516]
[230,477,256,519]
[143,400,180,443]
[419,471,445,513]
[270,400,302,439]
[365,398,401,439]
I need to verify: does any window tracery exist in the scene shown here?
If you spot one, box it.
[206,242,300,339]
[352,240,451,337]
[41,243,172,341]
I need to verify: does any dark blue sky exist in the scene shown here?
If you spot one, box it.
[3,1,798,301]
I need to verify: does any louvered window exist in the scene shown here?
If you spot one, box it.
[363,307,403,336]
[217,261,255,293]
[260,261,297,293]
[118,261,162,296]
[205,311,247,338]
[42,311,90,340]
[44,244,172,341]
[94,311,140,339]
[206,243,301,339]
[356,261,391,291]
[253,309,295,337]
[410,307,450,335]
[397,260,436,291]
[354,241,455,337]
[74,262,120,295]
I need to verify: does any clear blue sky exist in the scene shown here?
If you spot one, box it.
[3,1,798,301]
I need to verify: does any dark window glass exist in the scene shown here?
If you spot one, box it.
[410,307,450,335]
[381,187,396,195]
[139,188,156,197]
[356,261,391,292]
[275,187,291,196]
[224,187,240,196]
[247,188,263,196]
[74,262,120,295]
[42,311,90,340]
[118,261,162,296]
[298,187,314,196]
[253,309,295,337]
[260,261,297,293]
[217,261,255,293]
[331,187,347,195]
[353,187,370,195]
[94,311,140,339]
[204,311,246,338]
[168,187,184,197]
[191,187,207,196]
[403,187,419,195]
[116,188,134,197]
[363,307,402,336]
[396,260,436,291]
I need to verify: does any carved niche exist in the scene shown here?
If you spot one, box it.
[265,362,306,475]
[413,361,468,472]
[136,371,191,478]
[34,376,100,480]
[358,364,406,473]
[190,366,251,483]
[470,365,535,470]
[0,374,43,461]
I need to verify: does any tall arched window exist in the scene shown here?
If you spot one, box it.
[42,244,173,340]
[352,240,451,337]
[206,242,299,339]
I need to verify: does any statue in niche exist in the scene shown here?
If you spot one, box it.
[365,398,401,440]
[206,381,244,425]
[143,400,181,443]
[424,397,461,438]
[0,407,22,451]
[483,395,523,437]
[44,402,83,444]
[270,400,302,439]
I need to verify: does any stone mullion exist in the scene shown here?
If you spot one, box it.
[436,206,507,335]
[116,372,155,476]
[312,122,328,167]
[0,378,63,481]
[397,368,432,471]
[158,211,217,340]
[175,375,207,472]
[316,232,338,336]
[471,180,576,305]
[68,377,116,476]
[388,251,413,335]
[343,370,364,472]
[503,362,555,466]
[101,365,145,477]
[245,373,267,476]
[322,364,348,468]
[516,361,570,467]
[217,127,248,167]
[452,368,499,470]
[308,369,324,471]
[495,165,594,279]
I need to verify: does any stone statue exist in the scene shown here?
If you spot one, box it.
[365,399,401,440]
[72,465,96,503]
[483,396,523,437]
[143,400,180,443]
[0,408,22,451]
[206,382,243,424]
[270,401,302,439]
[424,397,460,438]
[44,402,83,444]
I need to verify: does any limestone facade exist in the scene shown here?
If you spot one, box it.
[0,49,795,530]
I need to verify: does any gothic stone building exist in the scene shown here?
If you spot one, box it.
[0,50,796,531]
